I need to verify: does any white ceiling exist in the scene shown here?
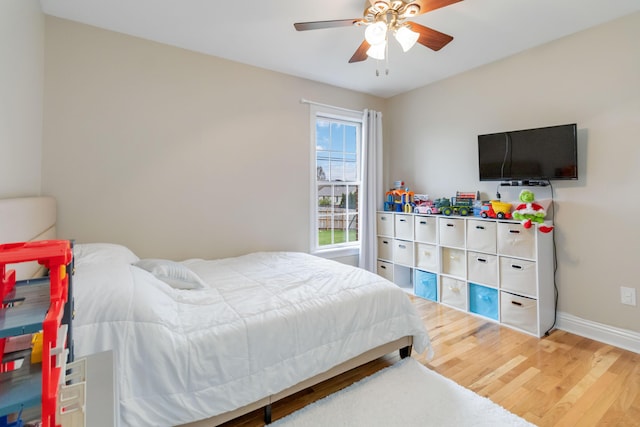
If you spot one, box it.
[39,0,640,98]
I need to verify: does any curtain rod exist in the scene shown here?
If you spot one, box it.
[299,98,363,115]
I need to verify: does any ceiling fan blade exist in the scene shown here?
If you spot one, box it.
[410,0,463,16]
[349,40,371,63]
[294,19,361,31]
[406,21,454,51]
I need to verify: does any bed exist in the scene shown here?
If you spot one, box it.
[0,197,431,427]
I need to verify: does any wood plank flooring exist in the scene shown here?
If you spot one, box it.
[221,297,640,426]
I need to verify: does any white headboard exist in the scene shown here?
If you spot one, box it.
[0,196,57,280]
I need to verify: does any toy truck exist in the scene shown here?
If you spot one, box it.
[439,191,479,216]
[480,200,513,219]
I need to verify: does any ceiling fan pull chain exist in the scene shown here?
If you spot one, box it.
[385,41,390,75]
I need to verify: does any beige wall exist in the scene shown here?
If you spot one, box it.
[42,17,384,262]
[386,12,640,333]
[0,0,44,197]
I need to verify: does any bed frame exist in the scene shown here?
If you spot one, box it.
[0,196,413,426]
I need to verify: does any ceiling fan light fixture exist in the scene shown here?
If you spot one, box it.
[395,25,419,52]
[403,3,421,17]
[366,42,386,60]
[364,21,388,46]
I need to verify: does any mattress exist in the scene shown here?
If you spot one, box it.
[72,244,431,426]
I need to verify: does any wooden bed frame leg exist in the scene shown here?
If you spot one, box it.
[399,345,412,359]
[264,404,272,424]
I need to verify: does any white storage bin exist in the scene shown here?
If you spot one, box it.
[441,247,465,278]
[438,217,465,248]
[393,239,414,266]
[415,243,438,272]
[467,251,498,287]
[377,237,393,261]
[497,222,535,259]
[499,257,537,297]
[467,220,497,253]
[500,291,538,335]
[414,215,437,243]
[376,260,393,281]
[440,276,467,310]
[377,212,394,237]
[394,214,414,240]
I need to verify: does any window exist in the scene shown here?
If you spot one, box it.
[310,106,363,255]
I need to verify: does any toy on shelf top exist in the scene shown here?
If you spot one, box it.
[413,194,441,214]
[384,181,415,213]
[436,191,480,216]
[480,200,513,219]
[512,189,554,233]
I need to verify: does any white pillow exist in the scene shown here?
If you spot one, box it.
[74,243,140,266]
[133,259,206,290]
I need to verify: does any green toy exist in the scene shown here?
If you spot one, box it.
[512,190,554,233]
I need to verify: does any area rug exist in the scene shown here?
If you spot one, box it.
[272,358,535,427]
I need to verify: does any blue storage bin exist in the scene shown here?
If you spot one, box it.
[414,270,437,301]
[468,283,499,320]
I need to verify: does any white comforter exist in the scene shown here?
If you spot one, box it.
[72,244,431,426]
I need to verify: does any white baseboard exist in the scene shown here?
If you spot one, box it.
[556,311,640,354]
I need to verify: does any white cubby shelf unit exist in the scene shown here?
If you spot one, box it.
[376,211,555,338]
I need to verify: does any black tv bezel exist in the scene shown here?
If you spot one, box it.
[477,123,578,182]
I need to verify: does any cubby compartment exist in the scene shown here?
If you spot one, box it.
[497,222,536,259]
[394,214,414,241]
[377,237,393,261]
[439,217,465,248]
[467,251,497,287]
[467,220,496,253]
[469,283,499,321]
[376,260,393,282]
[414,215,437,243]
[376,212,394,237]
[499,257,537,297]
[500,291,538,335]
[392,240,414,266]
[415,243,438,272]
[440,277,467,310]
[414,270,437,302]
[393,265,413,293]
[441,247,465,278]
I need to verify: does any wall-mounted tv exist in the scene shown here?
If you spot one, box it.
[478,123,578,183]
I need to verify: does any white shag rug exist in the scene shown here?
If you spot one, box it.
[272,358,536,427]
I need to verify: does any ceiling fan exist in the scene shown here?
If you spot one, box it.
[294,0,462,63]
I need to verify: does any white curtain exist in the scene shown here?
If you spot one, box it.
[359,109,383,272]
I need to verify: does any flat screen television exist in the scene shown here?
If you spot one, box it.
[478,123,578,183]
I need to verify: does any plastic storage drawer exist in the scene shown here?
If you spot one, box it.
[440,277,467,310]
[499,257,537,297]
[415,243,438,272]
[467,251,498,287]
[376,260,393,282]
[500,291,538,335]
[414,215,437,243]
[467,220,497,253]
[497,222,535,259]
[414,270,438,301]
[393,240,414,266]
[394,214,414,240]
[439,217,465,248]
[376,212,394,237]
[441,247,465,278]
[377,237,393,261]
[469,283,499,320]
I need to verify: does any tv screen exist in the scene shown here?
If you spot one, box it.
[478,123,578,182]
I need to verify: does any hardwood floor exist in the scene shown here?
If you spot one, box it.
[221,297,640,426]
